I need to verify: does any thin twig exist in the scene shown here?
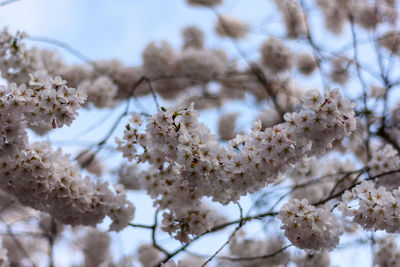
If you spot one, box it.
[219,244,292,261]
[155,168,400,266]
[157,210,278,266]
[200,224,242,266]
[78,76,147,167]
[349,14,371,162]
[26,36,93,65]
[313,168,400,207]
[210,7,286,119]
[143,77,160,110]
[299,0,327,89]
[0,0,19,7]
[0,217,37,267]
[47,218,57,267]
[151,210,170,256]
[201,202,248,266]
[128,223,153,229]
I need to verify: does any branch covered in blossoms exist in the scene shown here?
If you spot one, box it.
[3,0,400,265]
[117,88,356,241]
[0,72,134,231]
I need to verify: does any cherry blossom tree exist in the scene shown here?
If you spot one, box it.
[0,0,400,266]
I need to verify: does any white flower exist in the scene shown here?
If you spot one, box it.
[129,112,143,127]
[302,89,323,110]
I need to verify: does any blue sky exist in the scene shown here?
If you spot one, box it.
[0,0,276,63]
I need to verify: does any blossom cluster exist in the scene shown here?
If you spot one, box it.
[226,231,290,266]
[369,144,400,190]
[117,162,142,190]
[329,56,351,85]
[137,244,162,267]
[161,202,226,243]
[182,25,204,50]
[3,237,38,266]
[373,235,400,267]
[340,180,400,233]
[79,76,117,108]
[278,199,343,252]
[0,142,134,231]
[316,0,397,34]
[0,28,63,85]
[0,71,86,154]
[218,112,238,140]
[0,249,8,267]
[80,229,111,267]
[296,53,317,76]
[161,258,204,267]
[0,71,134,230]
[273,0,306,38]
[215,14,249,39]
[117,88,356,240]
[295,252,330,267]
[260,37,293,73]
[76,149,105,176]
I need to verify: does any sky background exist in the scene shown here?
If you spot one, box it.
[0,0,380,266]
